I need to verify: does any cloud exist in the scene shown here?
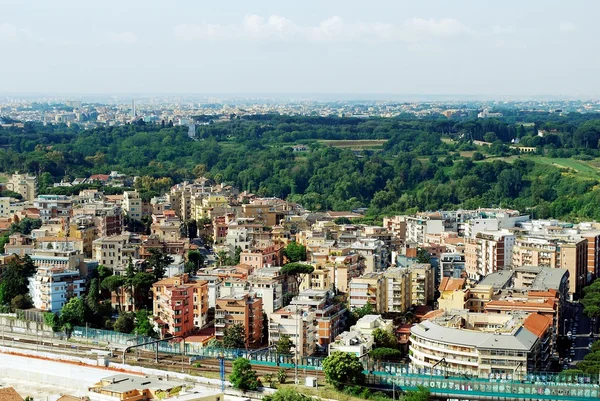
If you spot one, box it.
[0,23,33,42]
[559,21,576,33]
[172,15,473,44]
[404,18,472,37]
[492,25,514,35]
[104,31,138,45]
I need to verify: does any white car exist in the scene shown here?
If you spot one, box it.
[567,331,572,336]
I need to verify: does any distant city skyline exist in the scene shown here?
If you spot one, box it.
[1,0,598,97]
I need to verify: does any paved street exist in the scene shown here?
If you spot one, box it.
[562,302,595,367]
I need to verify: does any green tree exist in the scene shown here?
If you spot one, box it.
[97,265,113,283]
[148,248,174,281]
[134,309,158,337]
[131,272,155,309]
[0,260,29,307]
[352,303,374,320]
[216,249,232,267]
[21,255,36,277]
[277,368,287,384]
[59,297,86,333]
[264,388,316,401]
[186,250,204,276]
[0,234,9,254]
[322,351,365,390]
[372,328,398,349]
[230,357,259,391]
[86,278,101,314]
[276,334,294,355]
[280,263,314,295]
[416,248,430,264]
[10,294,32,311]
[234,246,242,265]
[404,386,431,401]
[284,242,307,262]
[114,312,135,333]
[101,275,125,310]
[369,347,402,361]
[223,323,246,349]
[582,279,600,319]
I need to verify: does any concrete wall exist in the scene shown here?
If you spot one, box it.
[0,315,57,338]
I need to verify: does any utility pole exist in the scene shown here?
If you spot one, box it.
[295,304,299,384]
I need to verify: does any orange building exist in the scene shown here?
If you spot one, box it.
[215,292,263,348]
[152,274,208,337]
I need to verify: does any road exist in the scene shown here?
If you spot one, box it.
[563,302,594,367]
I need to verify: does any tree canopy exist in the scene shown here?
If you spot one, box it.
[284,242,307,263]
[223,323,246,349]
[322,351,365,390]
[230,357,259,391]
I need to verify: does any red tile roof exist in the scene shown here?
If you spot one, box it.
[523,313,552,338]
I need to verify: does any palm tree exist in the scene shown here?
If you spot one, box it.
[216,250,230,267]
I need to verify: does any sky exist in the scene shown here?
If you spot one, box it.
[0,0,597,97]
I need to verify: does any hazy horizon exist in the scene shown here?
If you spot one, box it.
[2,0,598,97]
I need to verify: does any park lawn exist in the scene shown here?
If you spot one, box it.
[525,156,600,181]
[319,139,388,149]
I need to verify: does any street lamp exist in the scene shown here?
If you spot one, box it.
[295,304,300,384]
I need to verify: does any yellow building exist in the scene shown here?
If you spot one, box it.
[300,266,332,291]
[437,277,468,312]
[383,268,411,313]
[409,263,435,306]
[194,195,229,220]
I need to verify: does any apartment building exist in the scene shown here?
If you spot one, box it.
[248,275,283,315]
[512,236,586,299]
[408,263,435,306]
[350,238,389,272]
[28,266,85,312]
[215,292,263,348]
[3,233,34,256]
[239,244,284,269]
[269,306,318,357]
[409,311,552,378]
[383,267,411,313]
[152,274,209,337]
[92,234,139,271]
[349,272,385,312]
[6,172,37,201]
[34,195,72,223]
[465,231,515,282]
[300,267,331,292]
[289,289,346,348]
[150,211,182,242]
[0,197,25,218]
[123,190,143,221]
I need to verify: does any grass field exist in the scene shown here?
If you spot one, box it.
[0,173,7,183]
[319,139,387,149]
[526,156,600,180]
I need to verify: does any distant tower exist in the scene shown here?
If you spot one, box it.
[188,123,196,139]
[132,99,136,118]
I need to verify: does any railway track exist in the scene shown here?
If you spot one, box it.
[1,334,318,382]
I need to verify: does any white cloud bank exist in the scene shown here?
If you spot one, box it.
[173,15,473,43]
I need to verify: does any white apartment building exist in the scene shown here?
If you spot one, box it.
[269,306,318,357]
[409,311,551,378]
[123,190,142,221]
[465,231,515,282]
[34,195,72,223]
[28,267,85,312]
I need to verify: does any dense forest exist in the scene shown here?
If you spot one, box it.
[2,113,600,220]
